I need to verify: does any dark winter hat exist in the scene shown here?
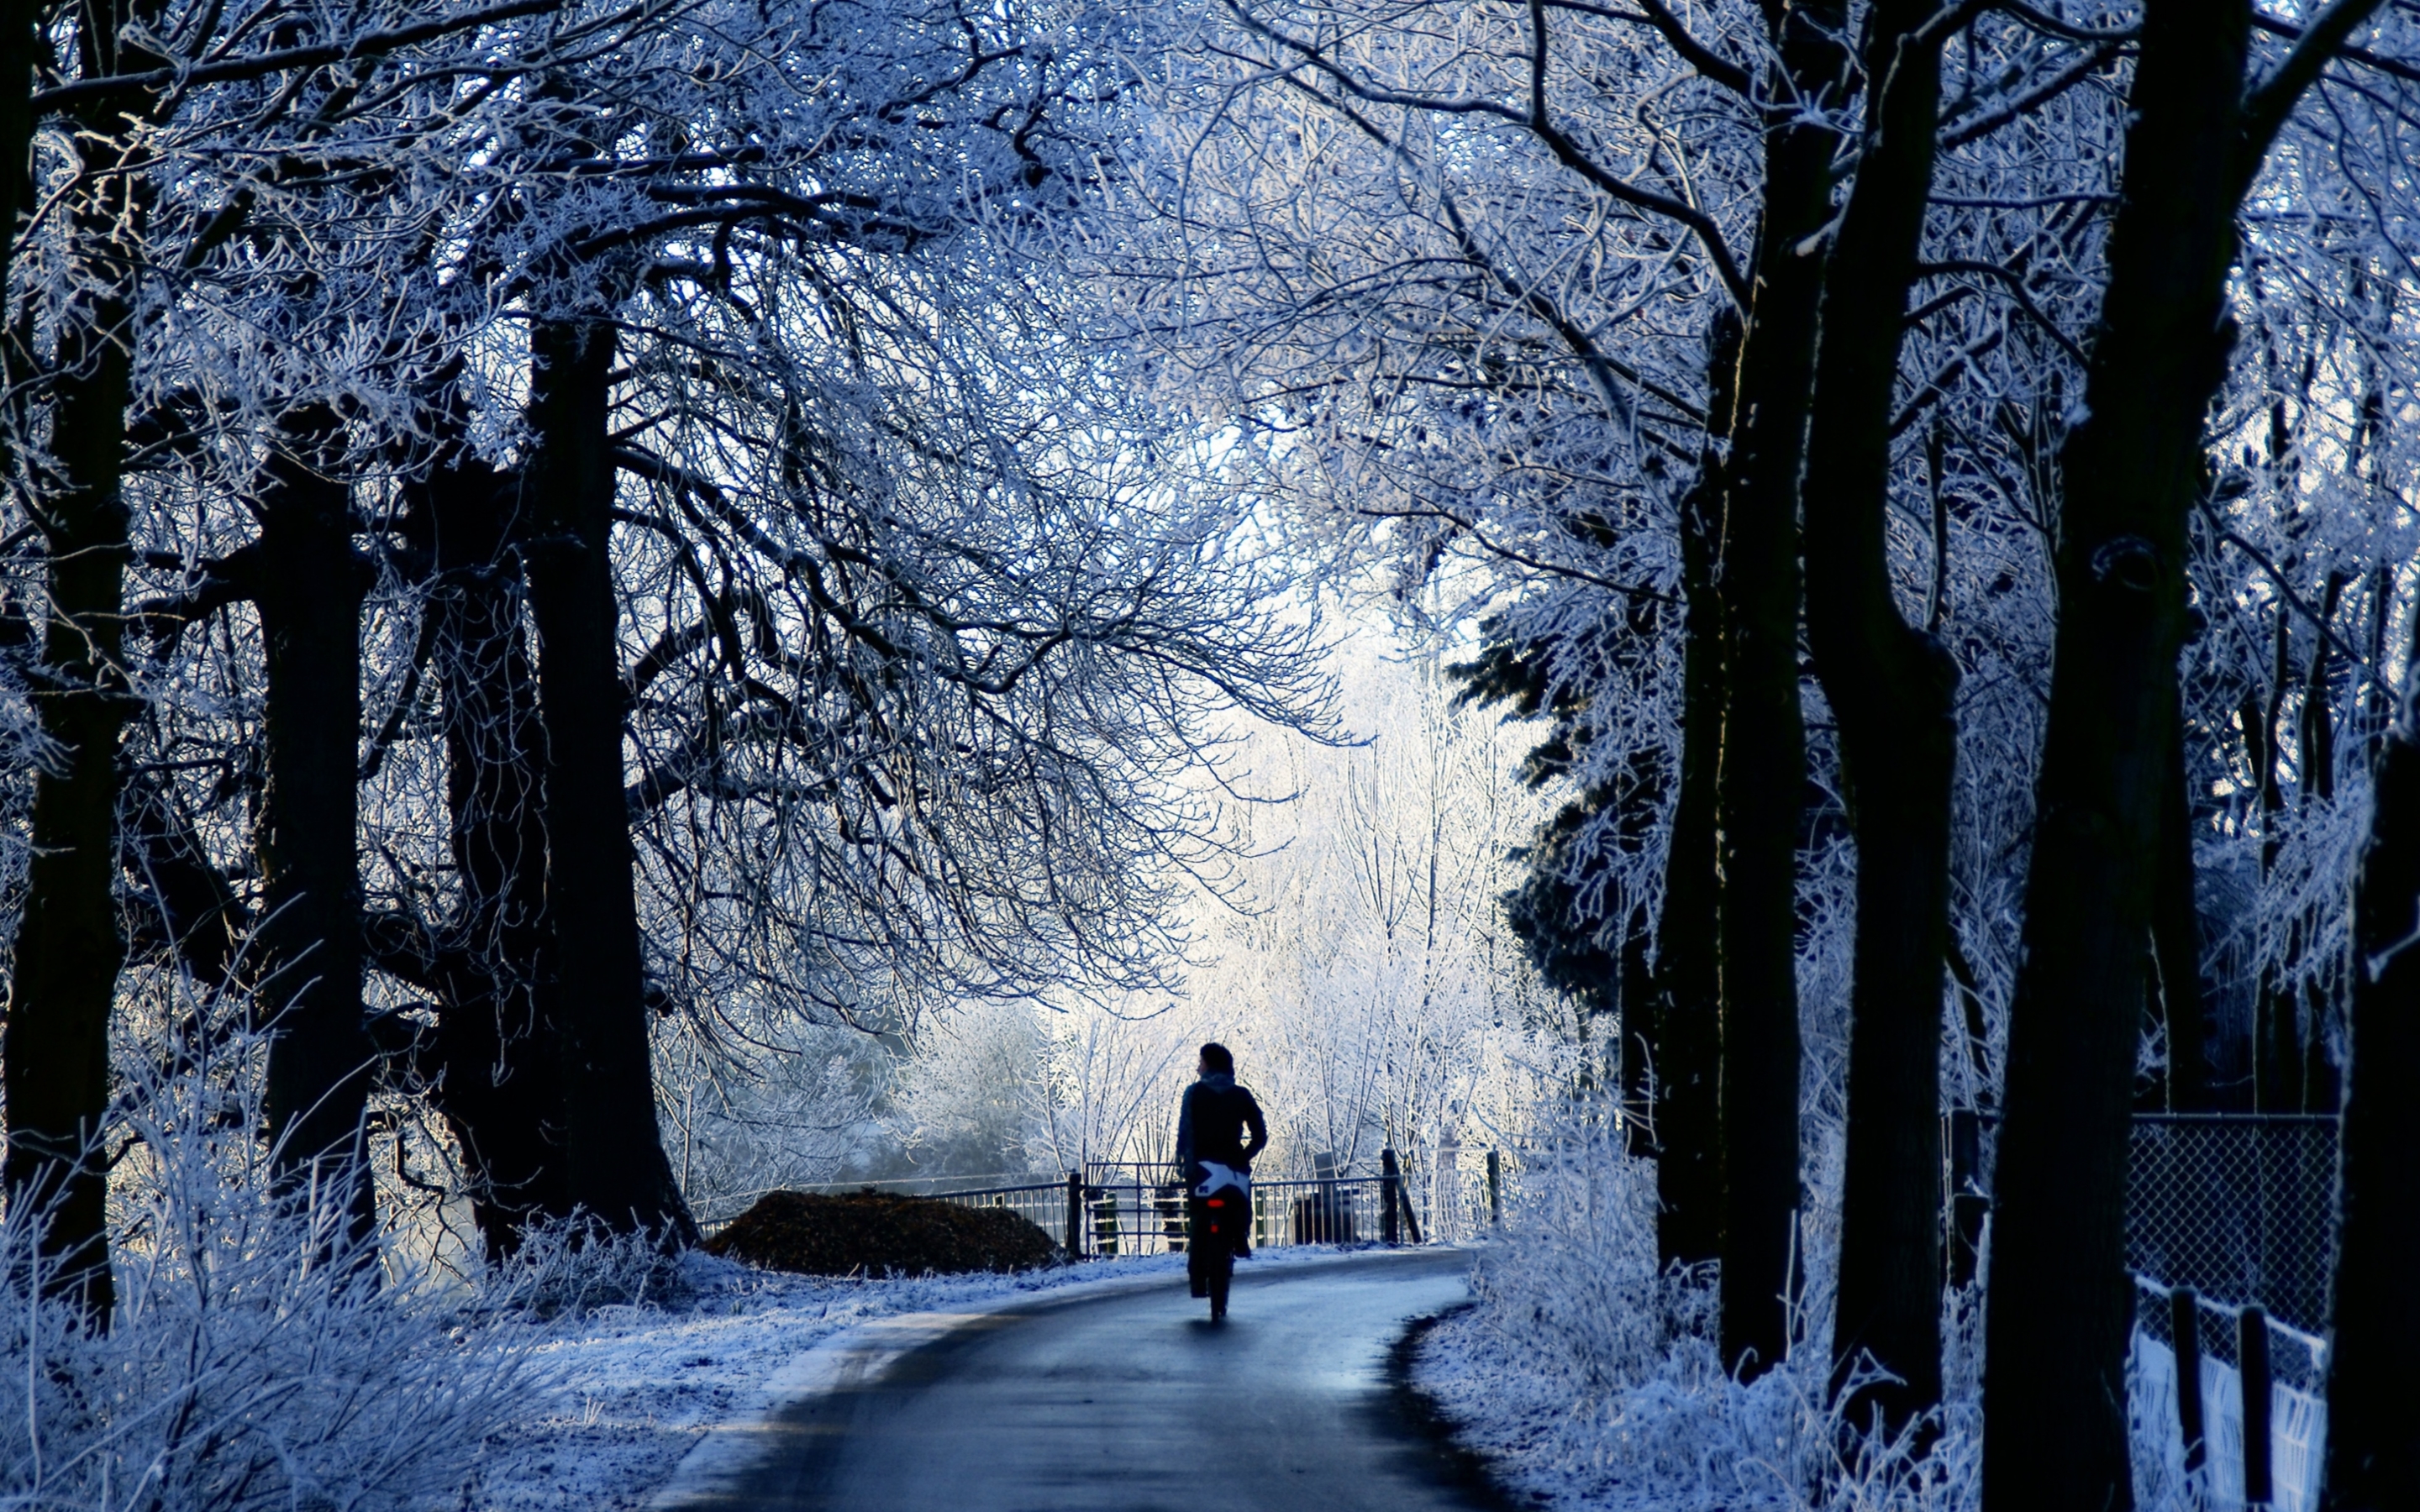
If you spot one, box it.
[1199,1042,1234,1074]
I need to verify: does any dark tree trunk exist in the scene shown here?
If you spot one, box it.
[2303,574,2345,811]
[1800,0,1954,1436]
[252,407,376,1238]
[2299,577,2347,1116]
[3,273,136,1323]
[2153,709,2212,1109]
[1980,3,2257,1504]
[2255,613,2300,1110]
[1713,0,1848,1378]
[2321,634,2420,1510]
[1653,310,1739,1274]
[520,319,695,1241]
[0,1,32,318]
[121,772,246,988]
[417,449,572,1257]
[0,0,180,1325]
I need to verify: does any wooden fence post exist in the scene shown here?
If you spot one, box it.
[2171,1286,2205,1475]
[1381,1147,1402,1246]
[1065,1169,1084,1262]
[1486,1148,1502,1230]
[2240,1305,2271,1505]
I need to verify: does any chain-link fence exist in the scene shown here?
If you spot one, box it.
[1961,1113,2339,1333]
[2128,1116,2338,1335]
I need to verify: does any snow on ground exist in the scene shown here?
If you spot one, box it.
[1408,1272,1815,1512]
[1401,1126,1985,1512]
[1413,1296,1594,1501]
[1408,1284,1986,1512]
[470,1243,1382,1511]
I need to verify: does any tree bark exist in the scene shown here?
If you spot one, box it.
[3,326,134,1318]
[1,57,154,1309]
[0,0,32,330]
[1653,310,1739,1274]
[2153,709,2212,1109]
[253,407,376,1238]
[521,318,696,1241]
[416,446,573,1257]
[2321,632,2420,1510]
[122,770,245,987]
[1981,4,2254,1504]
[1714,0,1848,1378]
[2255,614,2302,1110]
[1800,0,1954,1436]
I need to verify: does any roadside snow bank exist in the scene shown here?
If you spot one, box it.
[1408,1116,1984,1512]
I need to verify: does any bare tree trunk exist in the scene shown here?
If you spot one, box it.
[1653,310,1738,1274]
[521,318,696,1242]
[3,116,145,1314]
[121,773,246,986]
[417,447,573,1257]
[0,0,32,328]
[2321,629,2420,1511]
[2154,708,2212,1109]
[1982,3,2255,1504]
[2255,613,2302,1110]
[253,407,375,1240]
[1800,0,1954,1437]
[1714,0,1848,1378]
[4,328,133,1318]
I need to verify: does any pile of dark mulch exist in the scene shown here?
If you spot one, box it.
[704,1189,1060,1277]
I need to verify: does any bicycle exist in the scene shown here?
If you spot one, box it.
[1187,1190,1243,1320]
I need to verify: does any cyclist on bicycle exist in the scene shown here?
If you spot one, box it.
[1175,1042,1267,1319]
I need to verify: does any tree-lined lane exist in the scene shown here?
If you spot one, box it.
[682,1248,1489,1512]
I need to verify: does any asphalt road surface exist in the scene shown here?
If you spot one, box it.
[682,1247,1494,1512]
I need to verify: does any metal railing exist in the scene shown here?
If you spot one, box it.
[1076,1158,1424,1257]
[1073,1166,1188,1257]
[913,1151,1438,1260]
[927,1180,1081,1252]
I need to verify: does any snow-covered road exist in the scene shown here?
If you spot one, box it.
[660,1247,1489,1511]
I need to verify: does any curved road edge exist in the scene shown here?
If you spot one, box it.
[643,1246,1480,1512]
[1386,1304,1519,1511]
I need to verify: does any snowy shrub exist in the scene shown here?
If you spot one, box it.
[1431,1099,2223,1510]
[476,1218,694,1320]
[1421,1099,1988,1511]
[0,987,529,1512]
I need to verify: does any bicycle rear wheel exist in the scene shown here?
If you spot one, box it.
[1206,1250,1231,1320]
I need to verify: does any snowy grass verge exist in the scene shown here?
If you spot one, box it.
[473,1242,1392,1512]
[1409,1109,2221,1511]
[0,990,529,1512]
[1412,1273,1981,1512]
[1406,1110,1983,1512]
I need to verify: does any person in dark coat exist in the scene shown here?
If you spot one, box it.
[1174,1042,1267,1267]
[1175,1042,1269,1184]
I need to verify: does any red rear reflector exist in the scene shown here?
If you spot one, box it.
[1205,1199,1225,1208]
